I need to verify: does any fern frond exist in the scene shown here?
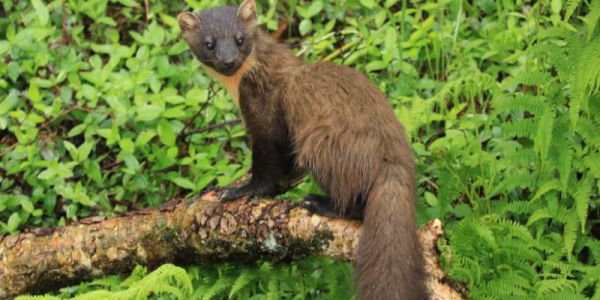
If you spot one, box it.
[576,116,600,148]
[491,217,534,242]
[552,128,575,193]
[546,292,589,300]
[136,282,183,299]
[527,208,553,227]
[498,200,535,216]
[493,94,547,115]
[565,0,584,20]
[503,119,537,139]
[118,265,148,288]
[228,270,254,298]
[531,180,560,203]
[72,291,115,300]
[583,153,600,178]
[451,219,498,256]
[570,37,600,128]
[473,272,531,297]
[202,277,233,300]
[587,0,600,39]
[501,70,553,90]
[15,297,62,300]
[436,169,462,203]
[534,106,556,162]
[491,171,537,197]
[562,212,580,260]
[535,278,578,295]
[573,175,592,232]
[579,263,600,293]
[543,260,576,277]
[511,148,537,166]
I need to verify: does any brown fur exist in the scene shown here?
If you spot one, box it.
[179,2,429,298]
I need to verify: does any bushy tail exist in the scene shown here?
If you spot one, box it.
[355,164,429,299]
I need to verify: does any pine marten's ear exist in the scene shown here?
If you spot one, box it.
[237,0,257,27]
[177,12,200,33]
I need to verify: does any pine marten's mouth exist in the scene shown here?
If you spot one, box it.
[219,68,238,76]
[216,65,241,77]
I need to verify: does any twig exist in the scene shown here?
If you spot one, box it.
[38,105,94,131]
[323,39,363,62]
[101,160,124,171]
[295,30,359,57]
[0,143,18,159]
[144,0,150,22]
[341,38,364,64]
[60,1,72,45]
[181,119,242,138]
[271,17,288,39]
[178,81,217,142]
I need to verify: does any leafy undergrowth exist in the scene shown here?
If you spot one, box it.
[16,261,352,300]
[2,0,600,299]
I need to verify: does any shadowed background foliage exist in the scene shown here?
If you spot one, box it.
[1,0,600,298]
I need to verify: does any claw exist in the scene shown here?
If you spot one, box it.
[200,186,221,195]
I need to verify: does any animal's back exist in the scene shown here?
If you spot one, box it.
[282,61,412,207]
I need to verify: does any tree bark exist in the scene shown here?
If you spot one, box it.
[0,192,461,299]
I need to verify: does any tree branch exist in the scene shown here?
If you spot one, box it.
[0,192,461,299]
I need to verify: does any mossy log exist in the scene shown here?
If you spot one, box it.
[0,192,461,299]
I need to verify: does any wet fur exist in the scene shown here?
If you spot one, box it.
[179,3,429,299]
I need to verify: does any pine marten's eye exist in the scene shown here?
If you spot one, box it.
[236,37,244,47]
[205,42,215,51]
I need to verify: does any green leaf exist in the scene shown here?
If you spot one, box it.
[123,154,140,171]
[116,0,140,7]
[299,1,323,18]
[162,106,187,119]
[119,138,135,154]
[86,160,103,185]
[136,105,164,122]
[0,90,19,116]
[168,41,188,55]
[136,131,157,146]
[29,82,42,103]
[299,19,312,36]
[78,142,94,161]
[7,62,20,82]
[365,60,387,72]
[64,141,78,161]
[0,41,10,56]
[552,0,563,14]
[20,198,34,213]
[158,119,176,146]
[38,168,56,180]
[105,95,128,113]
[31,0,49,26]
[171,177,196,190]
[7,213,21,232]
[360,0,378,8]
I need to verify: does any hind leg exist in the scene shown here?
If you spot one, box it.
[301,194,363,220]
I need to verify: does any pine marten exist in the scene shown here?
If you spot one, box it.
[178,1,429,299]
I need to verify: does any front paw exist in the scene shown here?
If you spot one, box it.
[199,186,242,202]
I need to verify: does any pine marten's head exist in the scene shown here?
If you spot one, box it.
[178,0,257,77]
